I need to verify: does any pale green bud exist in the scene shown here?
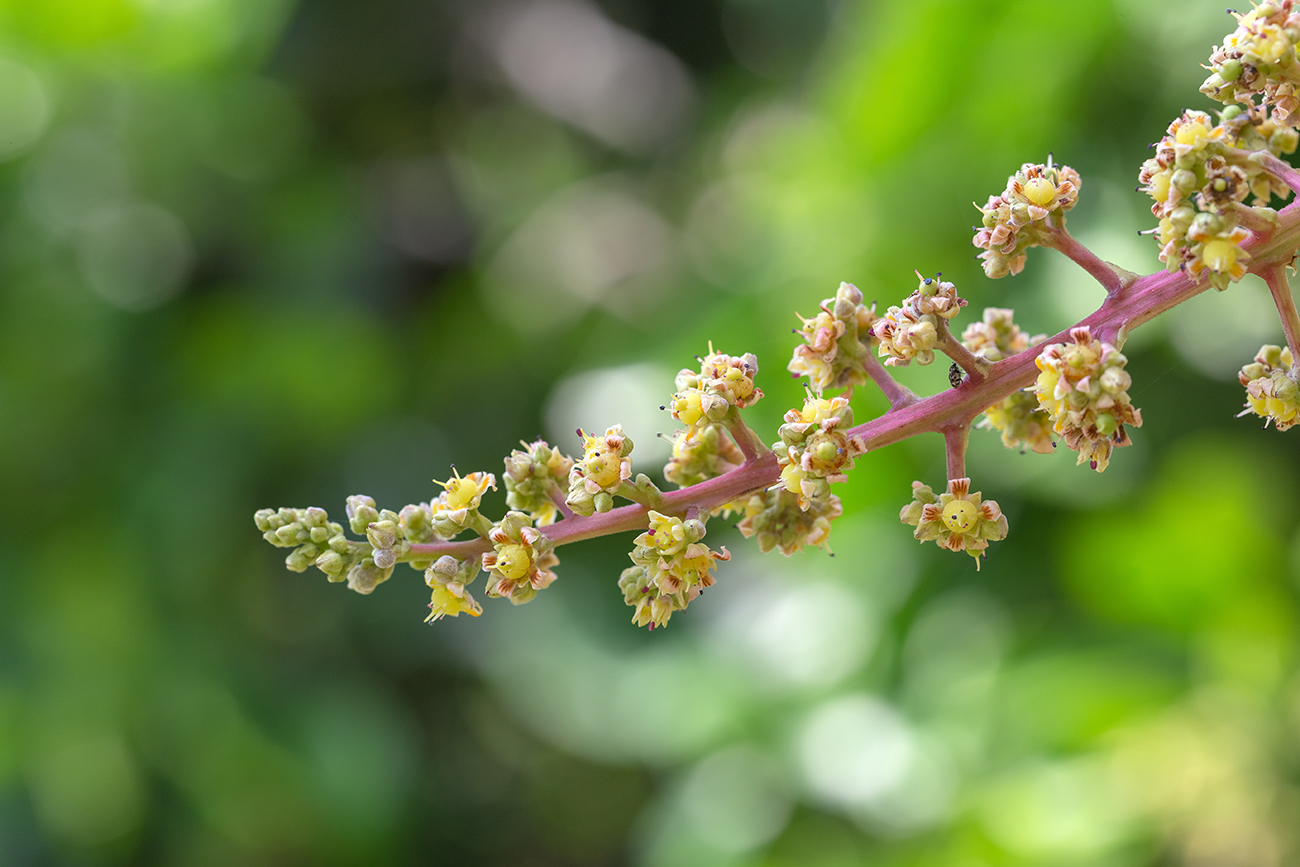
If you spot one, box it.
[315,550,345,576]
[346,558,392,595]
[367,520,399,551]
[346,495,379,534]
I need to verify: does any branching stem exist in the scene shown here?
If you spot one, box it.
[1262,264,1300,363]
[1225,146,1300,193]
[861,350,916,410]
[934,317,991,382]
[404,184,1300,567]
[722,410,772,463]
[1041,226,1130,297]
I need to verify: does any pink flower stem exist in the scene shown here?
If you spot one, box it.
[1225,147,1300,194]
[549,488,576,521]
[935,318,991,382]
[404,187,1300,566]
[1042,226,1130,297]
[723,411,772,463]
[861,351,916,409]
[944,425,969,481]
[1262,264,1300,364]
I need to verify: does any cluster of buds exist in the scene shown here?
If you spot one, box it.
[482,512,559,605]
[254,503,398,594]
[773,395,867,510]
[961,308,1054,453]
[669,346,763,439]
[872,273,966,367]
[565,425,634,516]
[1239,343,1300,429]
[618,511,729,629]
[503,439,574,525]
[1201,2,1300,123]
[736,488,841,556]
[973,159,1081,278]
[663,423,743,489]
[1034,327,1143,472]
[900,478,1008,568]
[425,555,483,622]
[787,281,879,394]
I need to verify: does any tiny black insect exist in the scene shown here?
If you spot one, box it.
[948,363,963,389]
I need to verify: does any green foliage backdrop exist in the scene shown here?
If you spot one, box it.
[1,0,1298,863]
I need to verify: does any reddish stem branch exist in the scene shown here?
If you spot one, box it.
[943,425,969,481]
[1226,147,1300,194]
[722,411,771,463]
[1042,226,1129,296]
[935,318,990,382]
[1262,265,1300,363]
[860,350,916,409]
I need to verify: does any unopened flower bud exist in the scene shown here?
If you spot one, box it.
[346,495,379,534]
[347,558,392,595]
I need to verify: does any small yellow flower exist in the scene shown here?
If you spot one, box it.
[900,478,1008,568]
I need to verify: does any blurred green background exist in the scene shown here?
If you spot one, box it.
[2,0,1299,863]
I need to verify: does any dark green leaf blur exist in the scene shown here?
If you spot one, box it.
[1,0,1298,863]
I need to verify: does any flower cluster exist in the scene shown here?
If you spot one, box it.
[256,505,354,575]
[1034,327,1143,472]
[900,478,1008,568]
[787,281,879,394]
[425,555,483,622]
[973,160,1081,278]
[1139,110,1247,289]
[960,308,1054,453]
[1201,2,1300,123]
[1138,105,1297,290]
[618,511,729,629]
[1239,343,1300,429]
[737,488,841,556]
[981,390,1056,455]
[482,512,559,604]
[670,345,763,438]
[960,307,1043,362]
[503,439,574,525]
[773,394,866,510]
[565,425,634,516]
[872,273,966,367]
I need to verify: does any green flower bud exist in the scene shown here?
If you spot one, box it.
[346,495,379,534]
[347,558,392,595]
[367,520,399,551]
[275,523,305,545]
[315,550,346,577]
